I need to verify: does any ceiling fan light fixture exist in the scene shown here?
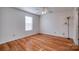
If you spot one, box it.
[42,11,47,14]
[42,7,48,15]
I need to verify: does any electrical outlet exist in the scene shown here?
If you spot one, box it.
[62,33,65,35]
[54,32,56,33]
[12,34,16,37]
[65,22,67,24]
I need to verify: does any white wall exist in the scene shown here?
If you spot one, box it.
[0,7,40,44]
[0,8,3,40]
[73,8,78,45]
[40,10,74,38]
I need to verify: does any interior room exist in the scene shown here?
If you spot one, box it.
[0,7,79,51]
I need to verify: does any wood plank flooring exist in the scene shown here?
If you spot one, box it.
[0,34,79,51]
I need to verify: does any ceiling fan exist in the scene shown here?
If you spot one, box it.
[42,7,48,15]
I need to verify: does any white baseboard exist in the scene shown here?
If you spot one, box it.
[0,33,38,44]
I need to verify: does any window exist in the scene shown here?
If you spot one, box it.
[25,16,33,31]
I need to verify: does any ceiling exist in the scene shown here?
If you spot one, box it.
[17,7,74,15]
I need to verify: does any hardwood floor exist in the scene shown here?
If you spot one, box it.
[0,34,79,51]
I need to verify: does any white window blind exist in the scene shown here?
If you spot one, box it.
[25,16,33,31]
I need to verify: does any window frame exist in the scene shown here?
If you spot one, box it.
[25,16,33,31]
